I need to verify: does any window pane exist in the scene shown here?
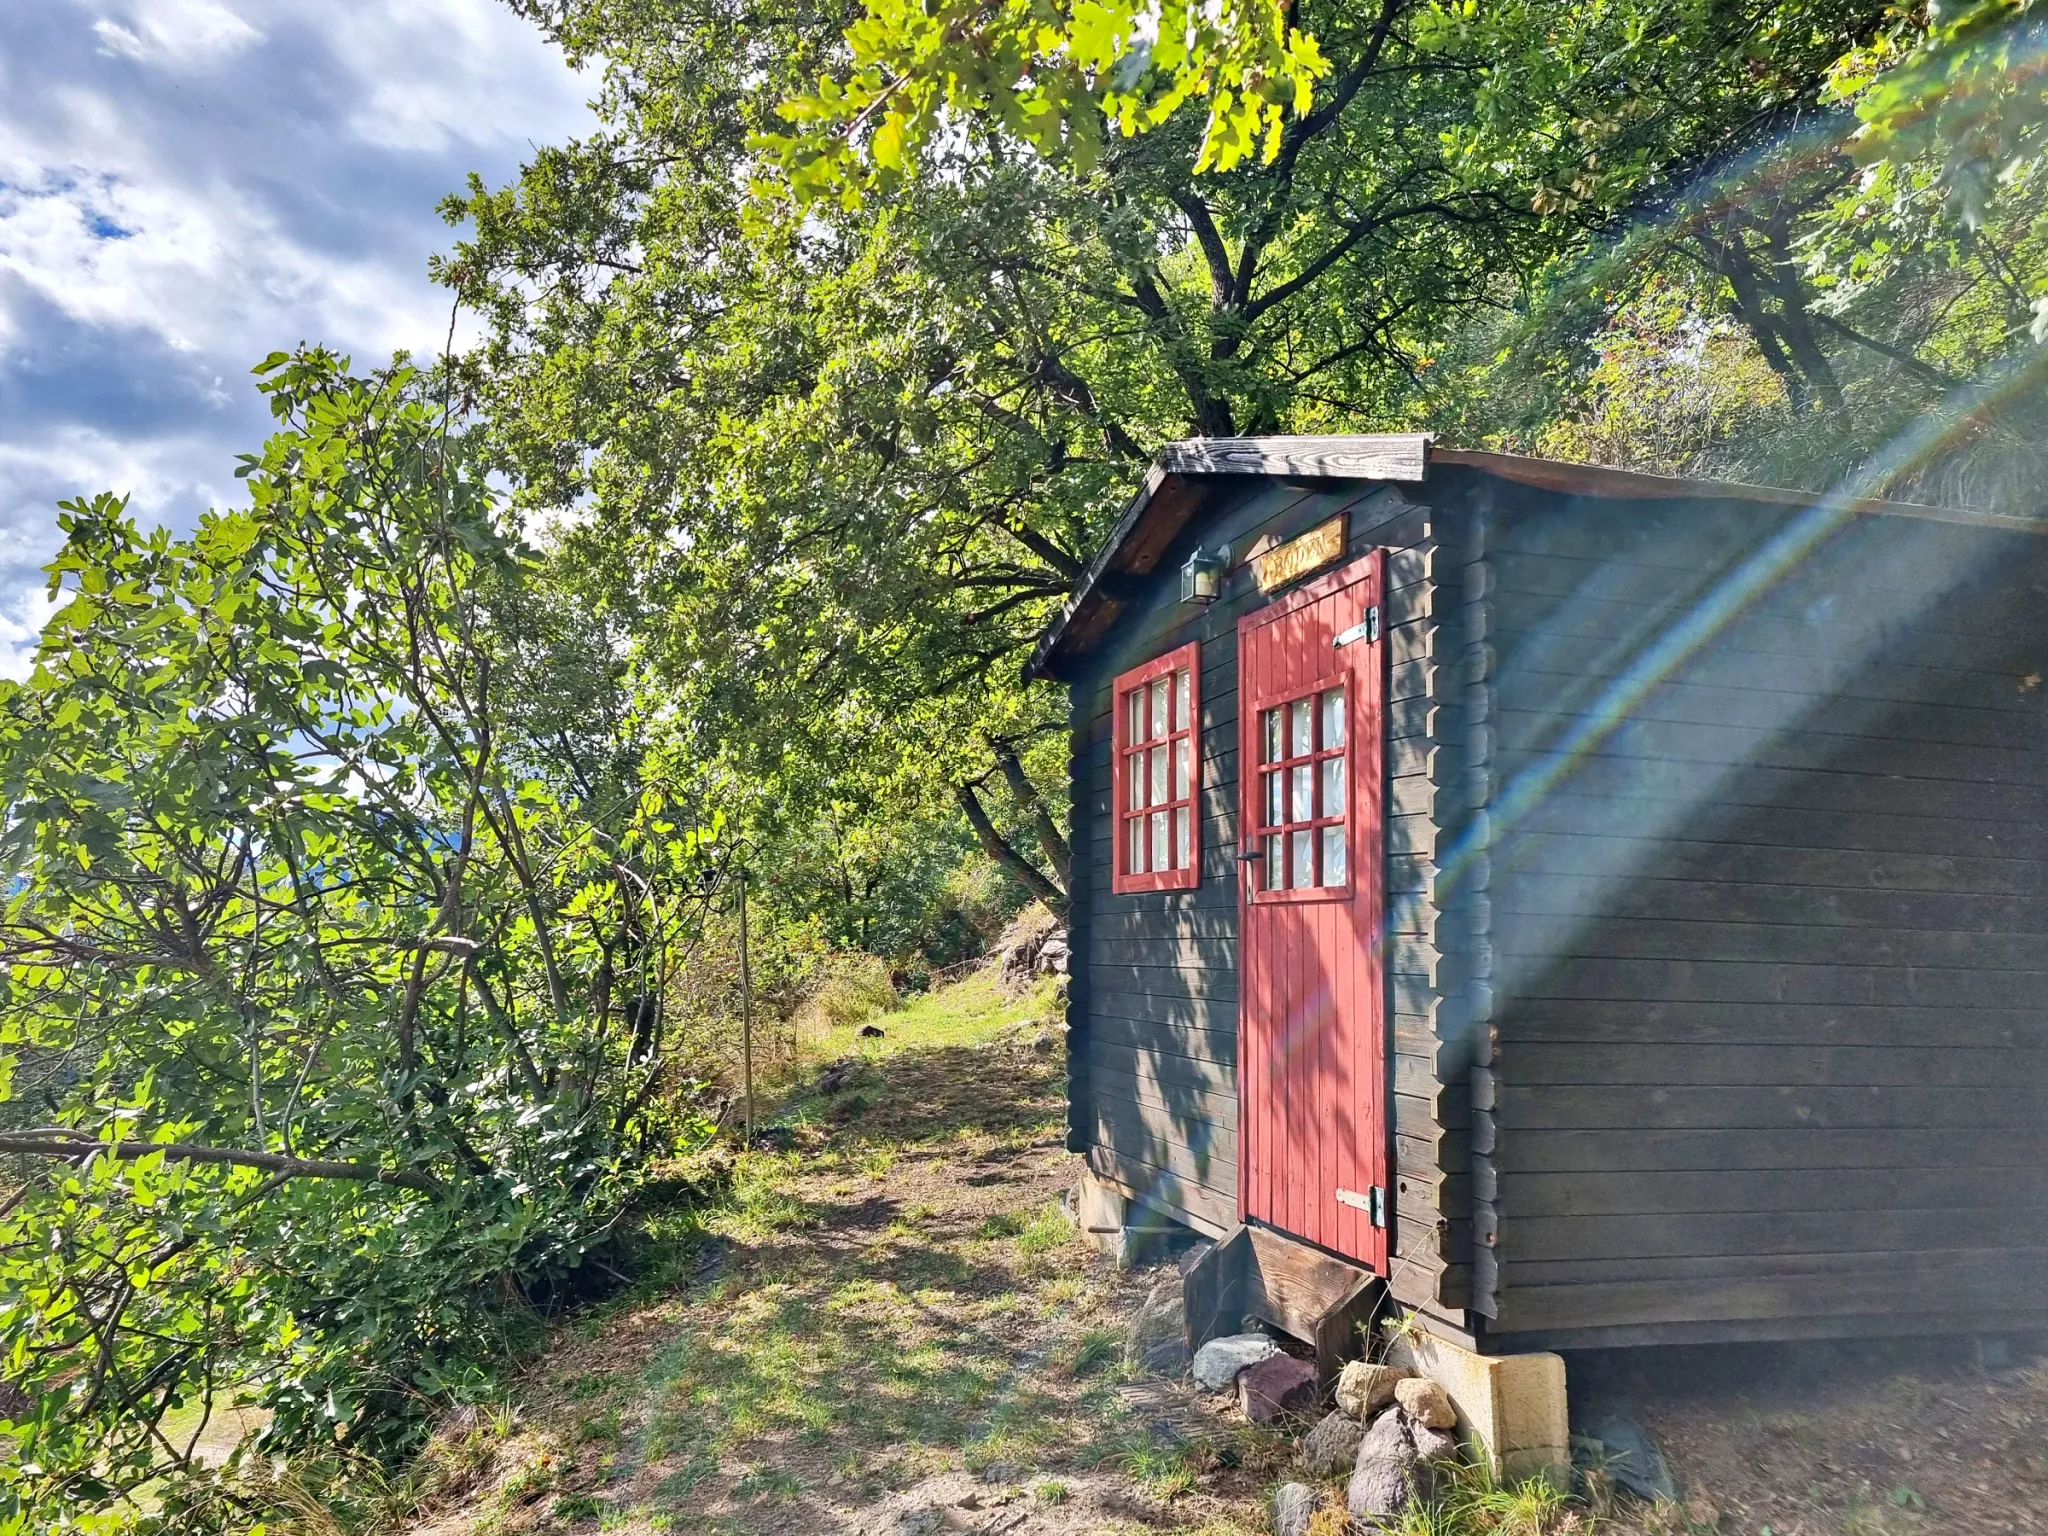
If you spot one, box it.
[1291,763,1313,822]
[1321,687,1345,749]
[1151,810,1169,871]
[1174,738,1191,800]
[1149,678,1168,741]
[1265,833,1284,891]
[1291,829,1315,888]
[1264,708,1281,764]
[1128,754,1145,810]
[1321,755,1345,818]
[1265,770,1283,830]
[1175,669,1191,732]
[1289,698,1312,758]
[1128,816,1146,873]
[1149,744,1167,804]
[1174,806,1190,869]
[1321,825,1347,886]
[1128,689,1144,746]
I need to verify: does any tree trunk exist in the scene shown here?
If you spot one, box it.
[954,781,1068,918]
[1700,233,1809,410]
[992,739,1071,886]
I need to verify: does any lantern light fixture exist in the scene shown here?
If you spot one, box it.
[1180,543,1231,604]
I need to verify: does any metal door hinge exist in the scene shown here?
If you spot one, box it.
[1335,607,1379,647]
[1336,1185,1388,1227]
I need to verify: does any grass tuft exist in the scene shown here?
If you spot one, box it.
[1388,1460,1579,1536]
[1015,1201,1073,1258]
[1068,1326,1123,1377]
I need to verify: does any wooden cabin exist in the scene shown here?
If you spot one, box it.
[1027,434,2048,1360]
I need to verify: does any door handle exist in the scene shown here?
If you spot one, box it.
[1238,847,1259,903]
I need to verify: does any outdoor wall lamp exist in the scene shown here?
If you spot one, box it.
[1180,543,1231,604]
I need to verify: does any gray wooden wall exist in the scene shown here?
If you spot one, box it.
[1465,474,2048,1346]
[1067,477,1476,1321]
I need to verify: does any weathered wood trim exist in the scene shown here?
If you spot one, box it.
[1066,667,1095,1154]
[1485,1307,2048,1354]
[1087,1145,1235,1235]
[1446,487,1498,1324]
[1163,434,1431,483]
[1028,467,1207,680]
[1031,436,2031,682]
[1429,447,2026,531]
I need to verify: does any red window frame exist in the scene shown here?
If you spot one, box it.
[1243,671,1355,905]
[1111,641,1201,893]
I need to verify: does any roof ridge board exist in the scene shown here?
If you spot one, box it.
[1159,434,1432,481]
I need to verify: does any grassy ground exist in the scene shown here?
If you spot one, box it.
[809,965,1063,1061]
[301,966,2046,1536]
[384,968,1295,1536]
[101,965,2048,1536]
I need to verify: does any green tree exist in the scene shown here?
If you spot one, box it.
[0,351,718,1529]
[449,0,1906,903]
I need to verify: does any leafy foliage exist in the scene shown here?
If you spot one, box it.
[1837,1,2048,227]
[760,0,1330,197]
[0,353,722,1529]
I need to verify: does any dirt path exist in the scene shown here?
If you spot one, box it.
[399,1013,1278,1536]
[389,980,2048,1536]
[1582,1340,2048,1536]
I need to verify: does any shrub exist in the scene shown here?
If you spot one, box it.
[804,952,901,1031]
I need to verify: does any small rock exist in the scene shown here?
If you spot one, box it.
[1190,1332,1278,1392]
[1239,1353,1319,1423]
[1411,1419,1459,1467]
[1299,1408,1369,1477]
[1354,1406,1412,1468]
[1348,1409,1422,1527]
[875,1508,941,1536]
[980,1461,1022,1485]
[1123,1276,1189,1376]
[1030,1030,1057,1054]
[817,1060,856,1095]
[1335,1360,1412,1418]
[1270,1481,1318,1536]
[1394,1375,1456,1430]
[859,1023,886,1038]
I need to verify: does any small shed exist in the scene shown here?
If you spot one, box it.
[1027,433,2048,1365]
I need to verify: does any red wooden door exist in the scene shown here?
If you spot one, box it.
[1237,551,1387,1271]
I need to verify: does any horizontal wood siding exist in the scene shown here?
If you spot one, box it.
[1073,479,1468,1314]
[1467,475,2048,1343]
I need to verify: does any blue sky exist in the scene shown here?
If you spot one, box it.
[0,0,594,675]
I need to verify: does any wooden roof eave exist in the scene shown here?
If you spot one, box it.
[1024,435,1432,681]
[1026,434,2022,682]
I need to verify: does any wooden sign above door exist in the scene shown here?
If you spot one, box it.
[1251,515,1347,593]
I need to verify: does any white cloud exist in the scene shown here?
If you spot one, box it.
[0,0,595,664]
[325,0,596,155]
[92,0,261,67]
[0,587,58,682]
